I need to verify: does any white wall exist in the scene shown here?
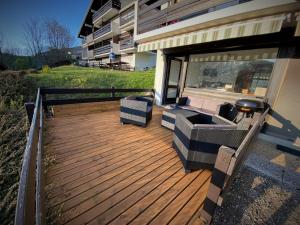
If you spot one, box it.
[121,54,134,65]
[133,52,156,71]
[153,50,166,105]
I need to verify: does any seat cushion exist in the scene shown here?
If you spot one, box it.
[161,109,198,130]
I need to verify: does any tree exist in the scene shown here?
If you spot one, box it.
[44,19,73,50]
[44,18,74,65]
[23,18,45,56]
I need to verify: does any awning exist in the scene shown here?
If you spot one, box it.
[189,48,278,62]
[137,14,286,52]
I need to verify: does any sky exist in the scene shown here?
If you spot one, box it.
[0,0,89,54]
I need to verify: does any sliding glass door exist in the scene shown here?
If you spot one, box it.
[164,58,182,104]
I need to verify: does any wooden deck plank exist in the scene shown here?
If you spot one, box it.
[45,102,211,225]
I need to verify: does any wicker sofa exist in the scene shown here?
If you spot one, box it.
[172,112,248,172]
[161,96,230,130]
[120,96,153,127]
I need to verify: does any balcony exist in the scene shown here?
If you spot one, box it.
[82,47,88,59]
[93,0,121,26]
[120,37,135,53]
[93,22,120,43]
[120,5,135,29]
[94,43,120,57]
[88,50,94,59]
[81,38,87,46]
[86,33,94,45]
[136,0,253,35]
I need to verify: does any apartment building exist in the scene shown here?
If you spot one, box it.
[78,0,156,70]
[135,0,300,147]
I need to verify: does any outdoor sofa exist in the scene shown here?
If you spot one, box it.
[161,96,233,130]
[172,112,248,172]
[120,96,153,127]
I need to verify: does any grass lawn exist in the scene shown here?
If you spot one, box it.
[29,65,155,89]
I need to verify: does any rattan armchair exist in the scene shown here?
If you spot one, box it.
[120,96,153,127]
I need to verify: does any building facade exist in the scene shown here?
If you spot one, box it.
[135,0,300,147]
[78,0,156,70]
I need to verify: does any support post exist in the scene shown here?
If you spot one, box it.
[25,102,35,125]
[111,86,115,97]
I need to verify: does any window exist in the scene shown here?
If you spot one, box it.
[185,49,277,97]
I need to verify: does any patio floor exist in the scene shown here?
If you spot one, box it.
[45,101,211,225]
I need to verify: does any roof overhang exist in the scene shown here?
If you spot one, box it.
[78,0,110,38]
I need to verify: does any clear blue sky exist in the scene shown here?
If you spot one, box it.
[0,0,89,53]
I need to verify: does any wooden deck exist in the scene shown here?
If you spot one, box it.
[45,101,211,225]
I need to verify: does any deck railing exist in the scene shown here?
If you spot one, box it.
[15,88,45,225]
[200,107,270,224]
[15,87,154,225]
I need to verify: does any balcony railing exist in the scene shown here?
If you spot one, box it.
[94,44,112,56]
[120,37,135,50]
[82,47,88,59]
[120,6,135,26]
[82,38,87,45]
[93,0,121,24]
[86,33,94,43]
[88,50,94,59]
[137,0,252,34]
[94,23,112,40]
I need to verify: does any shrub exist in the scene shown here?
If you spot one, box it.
[42,65,50,73]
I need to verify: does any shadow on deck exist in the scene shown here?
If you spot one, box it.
[45,101,211,225]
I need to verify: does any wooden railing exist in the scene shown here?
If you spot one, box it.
[15,88,45,225]
[137,0,252,34]
[94,23,112,39]
[94,44,112,56]
[15,87,154,225]
[92,0,121,23]
[120,5,135,26]
[200,107,270,224]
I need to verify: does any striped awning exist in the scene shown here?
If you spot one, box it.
[138,14,286,52]
[189,48,278,62]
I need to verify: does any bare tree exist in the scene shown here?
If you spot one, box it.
[45,19,73,50]
[23,18,45,56]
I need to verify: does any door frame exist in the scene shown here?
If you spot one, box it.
[163,56,183,104]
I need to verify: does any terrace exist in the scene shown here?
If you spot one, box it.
[15,88,268,225]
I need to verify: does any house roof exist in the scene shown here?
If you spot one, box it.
[78,0,109,38]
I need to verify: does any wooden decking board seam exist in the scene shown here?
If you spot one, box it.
[48,134,172,178]
[107,169,188,225]
[86,163,184,225]
[46,124,162,147]
[47,124,164,149]
[50,151,177,211]
[164,175,211,225]
[128,171,204,225]
[47,134,171,175]
[47,137,173,186]
[147,172,209,225]
[48,130,171,170]
[95,167,186,225]
[48,147,175,202]
[62,155,180,225]
[50,127,170,161]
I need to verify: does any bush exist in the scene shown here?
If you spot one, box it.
[42,65,50,73]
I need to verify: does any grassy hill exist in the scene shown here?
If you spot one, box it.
[29,65,155,89]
